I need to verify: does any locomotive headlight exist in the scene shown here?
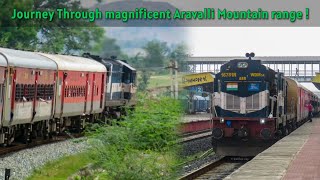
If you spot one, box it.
[260,118,266,124]
[220,118,225,123]
[237,62,248,68]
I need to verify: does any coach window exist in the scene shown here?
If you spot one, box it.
[26,85,30,101]
[75,86,77,97]
[82,86,85,97]
[31,85,35,101]
[71,86,74,97]
[47,84,53,100]
[67,86,70,97]
[24,84,28,101]
[64,87,68,98]
[46,84,50,100]
[73,86,76,97]
[37,84,44,99]
[15,84,22,102]
[42,85,46,100]
[67,86,71,97]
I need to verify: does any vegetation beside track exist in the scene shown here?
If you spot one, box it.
[27,152,91,180]
[28,93,184,180]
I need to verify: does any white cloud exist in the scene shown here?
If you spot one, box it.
[188,27,320,57]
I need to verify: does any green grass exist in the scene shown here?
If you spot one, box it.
[147,74,185,89]
[27,152,92,180]
[148,75,171,88]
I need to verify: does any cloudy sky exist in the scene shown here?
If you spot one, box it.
[188,27,320,57]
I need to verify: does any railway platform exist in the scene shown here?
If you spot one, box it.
[225,118,320,180]
[181,113,212,134]
[182,113,212,123]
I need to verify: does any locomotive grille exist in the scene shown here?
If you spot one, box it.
[226,93,240,110]
[246,93,260,110]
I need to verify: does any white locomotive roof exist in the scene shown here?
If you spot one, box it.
[116,60,136,71]
[38,53,106,72]
[0,48,57,69]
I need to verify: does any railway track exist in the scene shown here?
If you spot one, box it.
[180,130,212,143]
[0,133,82,156]
[180,156,252,180]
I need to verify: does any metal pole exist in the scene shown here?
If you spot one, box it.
[174,61,178,99]
[170,61,174,98]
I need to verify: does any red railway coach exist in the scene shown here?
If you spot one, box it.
[38,53,107,134]
[0,47,107,146]
[0,48,57,145]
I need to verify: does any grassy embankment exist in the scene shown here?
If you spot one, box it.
[28,94,184,180]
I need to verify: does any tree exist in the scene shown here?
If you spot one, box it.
[169,43,189,71]
[34,0,104,54]
[137,70,151,92]
[142,40,169,68]
[0,0,104,54]
[0,0,38,50]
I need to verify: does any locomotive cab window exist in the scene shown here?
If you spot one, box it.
[132,72,137,85]
[122,72,131,84]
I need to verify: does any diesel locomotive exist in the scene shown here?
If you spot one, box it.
[82,53,137,118]
[212,54,319,156]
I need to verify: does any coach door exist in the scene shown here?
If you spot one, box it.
[89,74,96,114]
[0,67,5,122]
[84,73,90,114]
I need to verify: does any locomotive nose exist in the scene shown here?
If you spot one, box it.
[212,128,224,139]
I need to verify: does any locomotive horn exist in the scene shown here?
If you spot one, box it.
[245,52,255,60]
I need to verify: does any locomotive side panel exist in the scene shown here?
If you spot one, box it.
[103,60,126,107]
[117,60,137,105]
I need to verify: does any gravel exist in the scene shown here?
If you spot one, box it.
[180,136,220,175]
[181,136,213,156]
[0,138,89,180]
